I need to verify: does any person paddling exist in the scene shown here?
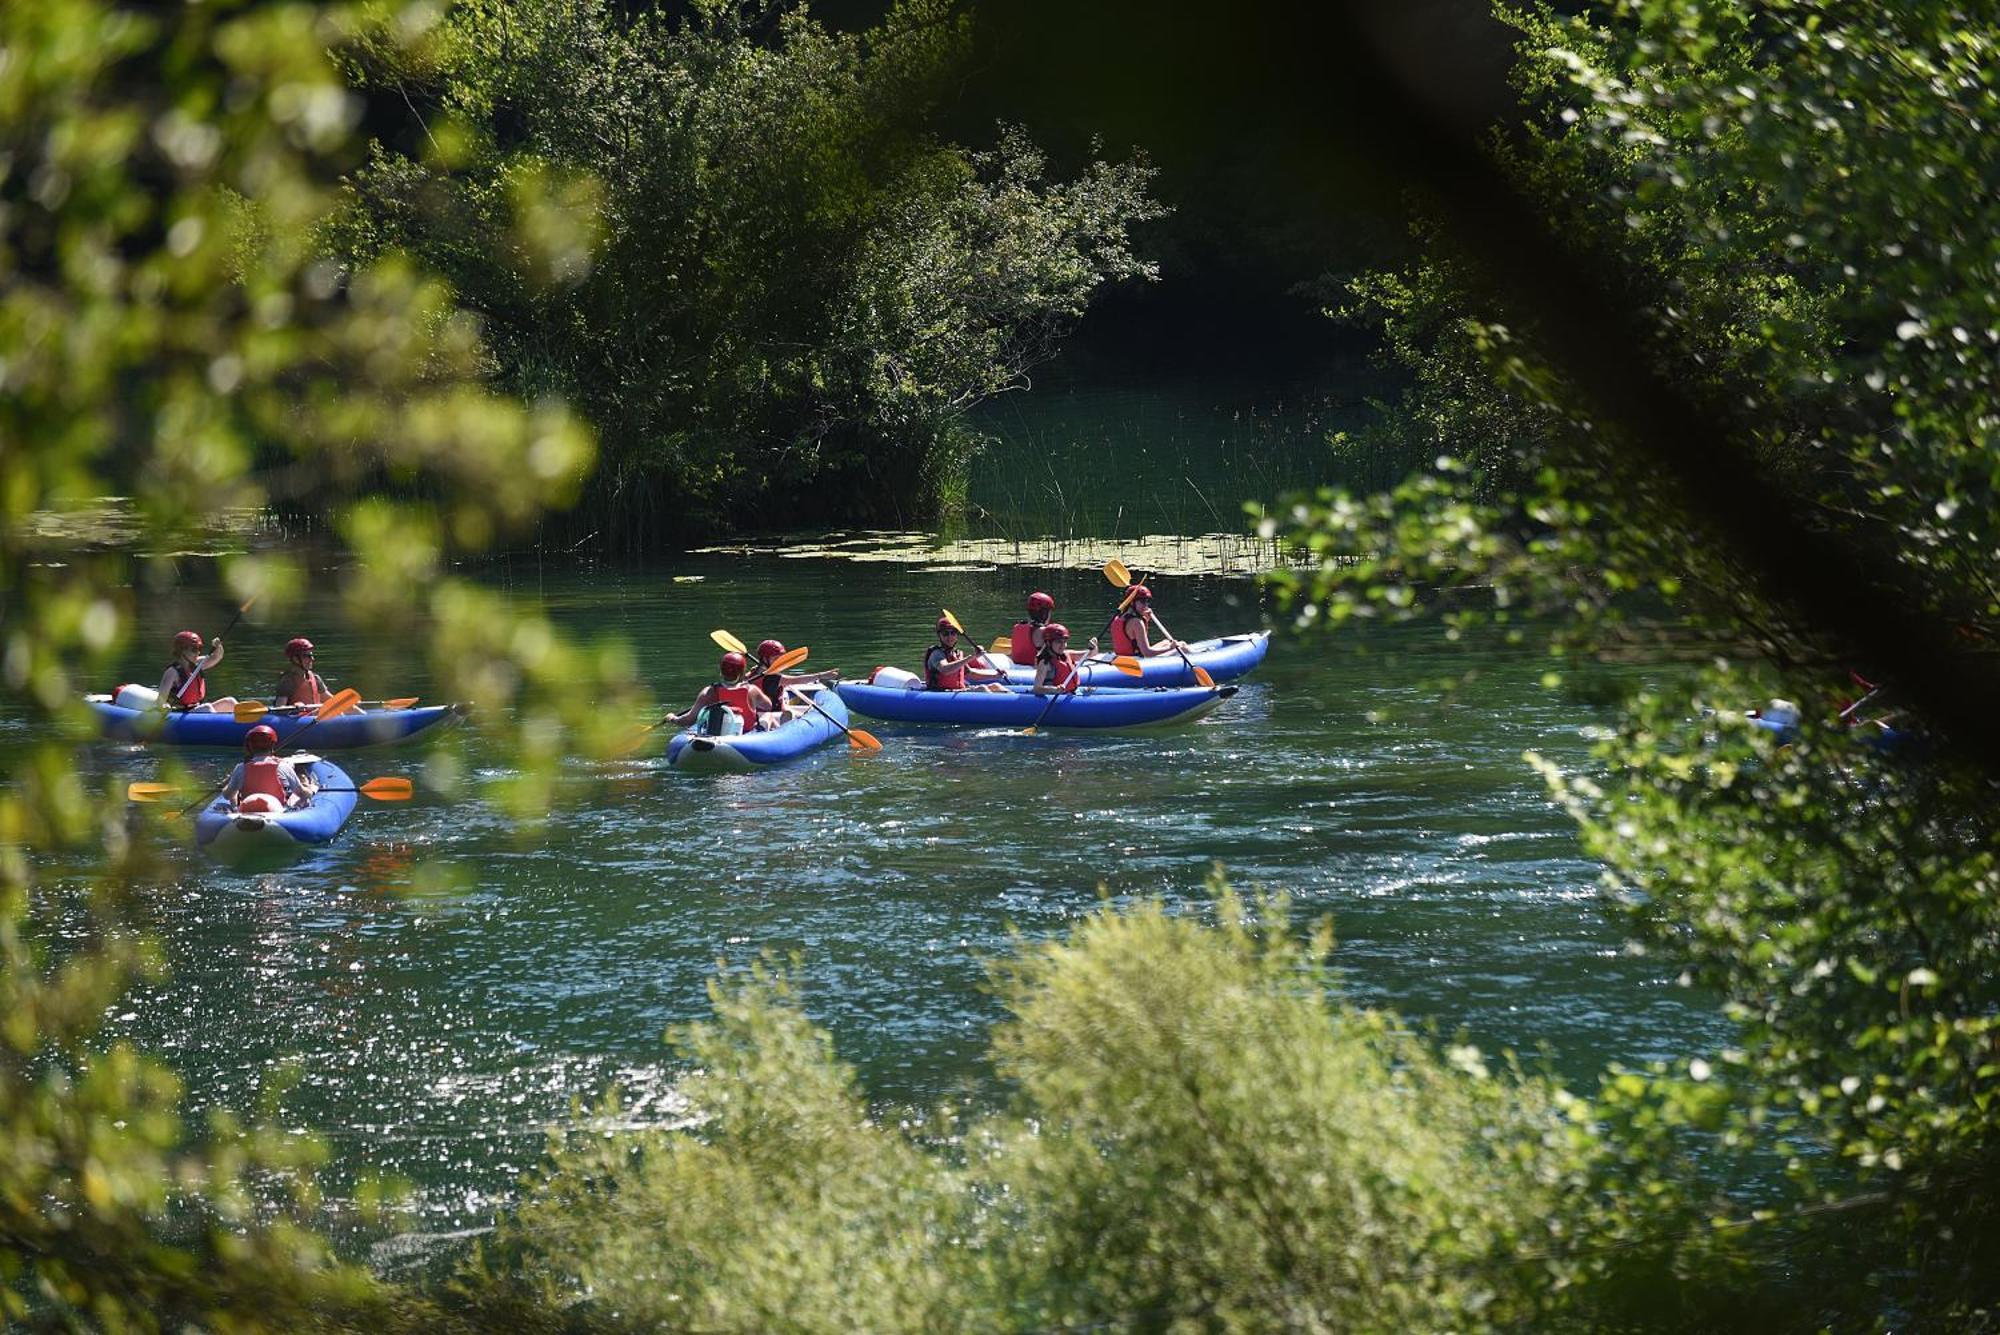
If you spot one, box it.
[664,652,773,737]
[274,637,332,709]
[1110,585,1188,659]
[221,724,316,813]
[1009,591,1057,667]
[158,629,238,713]
[751,639,841,727]
[1031,622,1096,695]
[923,617,1005,692]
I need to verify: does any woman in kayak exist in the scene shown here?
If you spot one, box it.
[221,724,316,813]
[664,652,773,737]
[158,629,238,713]
[751,639,841,726]
[1110,585,1189,659]
[1009,591,1057,667]
[274,636,331,709]
[923,617,1006,691]
[1031,622,1096,695]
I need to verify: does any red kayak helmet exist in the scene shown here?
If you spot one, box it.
[174,629,204,651]
[719,651,747,680]
[285,636,315,659]
[936,616,958,635]
[1126,584,1152,603]
[1043,621,1070,641]
[1027,591,1055,614]
[244,724,280,754]
[756,638,785,664]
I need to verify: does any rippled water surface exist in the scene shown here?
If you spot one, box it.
[31,554,1724,1255]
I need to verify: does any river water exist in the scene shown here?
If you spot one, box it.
[32,547,1725,1259]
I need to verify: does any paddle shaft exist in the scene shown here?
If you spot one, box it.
[785,686,879,749]
[1142,609,1213,686]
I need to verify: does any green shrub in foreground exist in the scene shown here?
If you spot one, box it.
[467,884,1590,1332]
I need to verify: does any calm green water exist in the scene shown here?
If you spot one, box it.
[28,554,1721,1261]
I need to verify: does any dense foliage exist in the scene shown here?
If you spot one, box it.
[1,0,640,1323]
[1276,0,2000,1323]
[337,0,1163,546]
[466,886,1594,1332]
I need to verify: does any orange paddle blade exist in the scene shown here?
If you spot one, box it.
[1193,665,1216,688]
[127,782,177,802]
[382,697,419,709]
[358,777,415,800]
[232,700,270,723]
[1111,656,1144,676]
[316,688,362,719]
[844,727,883,751]
[767,646,809,673]
[710,629,748,654]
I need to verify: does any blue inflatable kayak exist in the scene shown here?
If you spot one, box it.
[1749,712,1916,754]
[194,757,360,866]
[87,698,462,749]
[666,688,852,773]
[984,631,1271,689]
[838,678,1235,729]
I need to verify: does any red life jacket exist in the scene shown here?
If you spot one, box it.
[1010,620,1042,664]
[712,680,757,731]
[924,645,967,691]
[1111,610,1148,657]
[283,669,329,705]
[166,663,206,710]
[238,755,289,807]
[1039,649,1078,692]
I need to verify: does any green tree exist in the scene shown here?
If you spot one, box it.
[336,0,1164,546]
[1,0,640,1323]
[1275,1,2000,1323]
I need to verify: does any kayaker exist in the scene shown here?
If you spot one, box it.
[751,638,841,726]
[158,629,239,713]
[274,637,332,709]
[1031,622,1096,695]
[664,652,773,737]
[1110,585,1188,659]
[923,617,1005,692]
[221,724,315,814]
[1009,591,1057,666]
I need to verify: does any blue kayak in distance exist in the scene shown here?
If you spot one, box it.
[837,678,1235,730]
[984,632,1271,689]
[666,688,852,773]
[193,756,360,867]
[87,698,463,749]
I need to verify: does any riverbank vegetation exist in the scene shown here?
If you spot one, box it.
[1277,0,2000,1323]
[6,0,2000,1329]
[334,0,1163,548]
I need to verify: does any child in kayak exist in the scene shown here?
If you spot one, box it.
[923,617,1006,691]
[221,724,317,813]
[158,629,239,713]
[664,652,773,737]
[1031,622,1096,695]
[1110,585,1189,659]
[274,637,332,709]
[751,639,842,727]
[1008,591,1057,668]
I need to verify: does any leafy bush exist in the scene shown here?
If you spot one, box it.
[338,0,1164,545]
